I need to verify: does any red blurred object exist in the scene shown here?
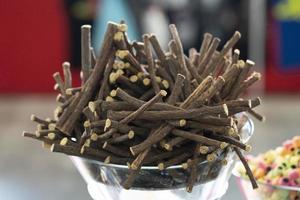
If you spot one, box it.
[0,0,80,93]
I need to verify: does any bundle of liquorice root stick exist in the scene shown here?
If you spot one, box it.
[23,21,263,192]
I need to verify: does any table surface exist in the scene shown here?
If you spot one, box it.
[0,94,299,200]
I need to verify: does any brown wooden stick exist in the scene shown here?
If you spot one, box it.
[98,55,115,100]
[81,25,92,83]
[158,152,191,170]
[167,74,185,105]
[234,147,258,189]
[164,137,186,151]
[197,33,213,73]
[102,141,132,157]
[248,109,265,122]
[206,133,250,151]
[62,62,72,89]
[198,37,220,75]
[23,131,56,144]
[116,87,180,110]
[232,49,240,64]
[107,104,228,121]
[171,129,222,146]
[143,34,160,94]
[53,72,66,97]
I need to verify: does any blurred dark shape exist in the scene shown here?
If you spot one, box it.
[127,0,248,59]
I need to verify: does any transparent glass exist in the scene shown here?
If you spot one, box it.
[233,164,300,200]
[71,114,254,200]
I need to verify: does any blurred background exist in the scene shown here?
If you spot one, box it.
[0,0,299,199]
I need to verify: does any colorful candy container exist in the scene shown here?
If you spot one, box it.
[234,136,300,200]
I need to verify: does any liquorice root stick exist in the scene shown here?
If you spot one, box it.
[98,55,115,100]
[234,147,258,189]
[167,74,185,105]
[81,25,92,83]
[171,129,222,146]
[107,104,228,121]
[158,152,191,170]
[116,87,180,111]
[143,34,160,94]
[62,62,72,89]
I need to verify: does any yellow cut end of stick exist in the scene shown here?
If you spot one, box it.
[227,127,235,136]
[102,141,108,149]
[90,133,98,141]
[130,163,138,170]
[113,62,119,70]
[162,80,169,89]
[45,118,51,122]
[36,124,43,131]
[84,139,91,147]
[137,72,144,79]
[104,156,111,164]
[223,104,229,116]
[47,132,56,140]
[35,131,41,138]
[234,49,240,55]
[118,23,128,32]
[222,159,228,166]
[129,75,138,83]
[53,83,59,91]
[83,120,91,128]
[199,146,209,154]
[164,143,172,151]
[220,142,228,149]
[48,123,56,131]
[60,137,68,146]
[246,59,255,66]
[124,62,130,68]
[143,78,151,86]
[158,163,165,170]
[117,61,125,69]
[248,99,252,108]
[109,72,118,84]
[246,144,252,152]
[116,69,124,76]
[160,90,167,97]
[56,94,63,102]
[207,153,217,162]
[105,96,114,102]
[155,76,162,83]
[88,101,96,112]
[104,119,112,132]
[116,50,128,59]
[65,88,73,96]
[30,114,36,121]
[127,162,131,169]
[80,146,85,154]
[110,90,117,97]
[113,32,124,41]
[181,163,188,169]
[128,130,135,139]
[179,119,186,127]
[62,61,70,68]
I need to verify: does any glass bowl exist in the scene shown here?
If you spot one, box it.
[233,164,300,200]
[71,115,254,200]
